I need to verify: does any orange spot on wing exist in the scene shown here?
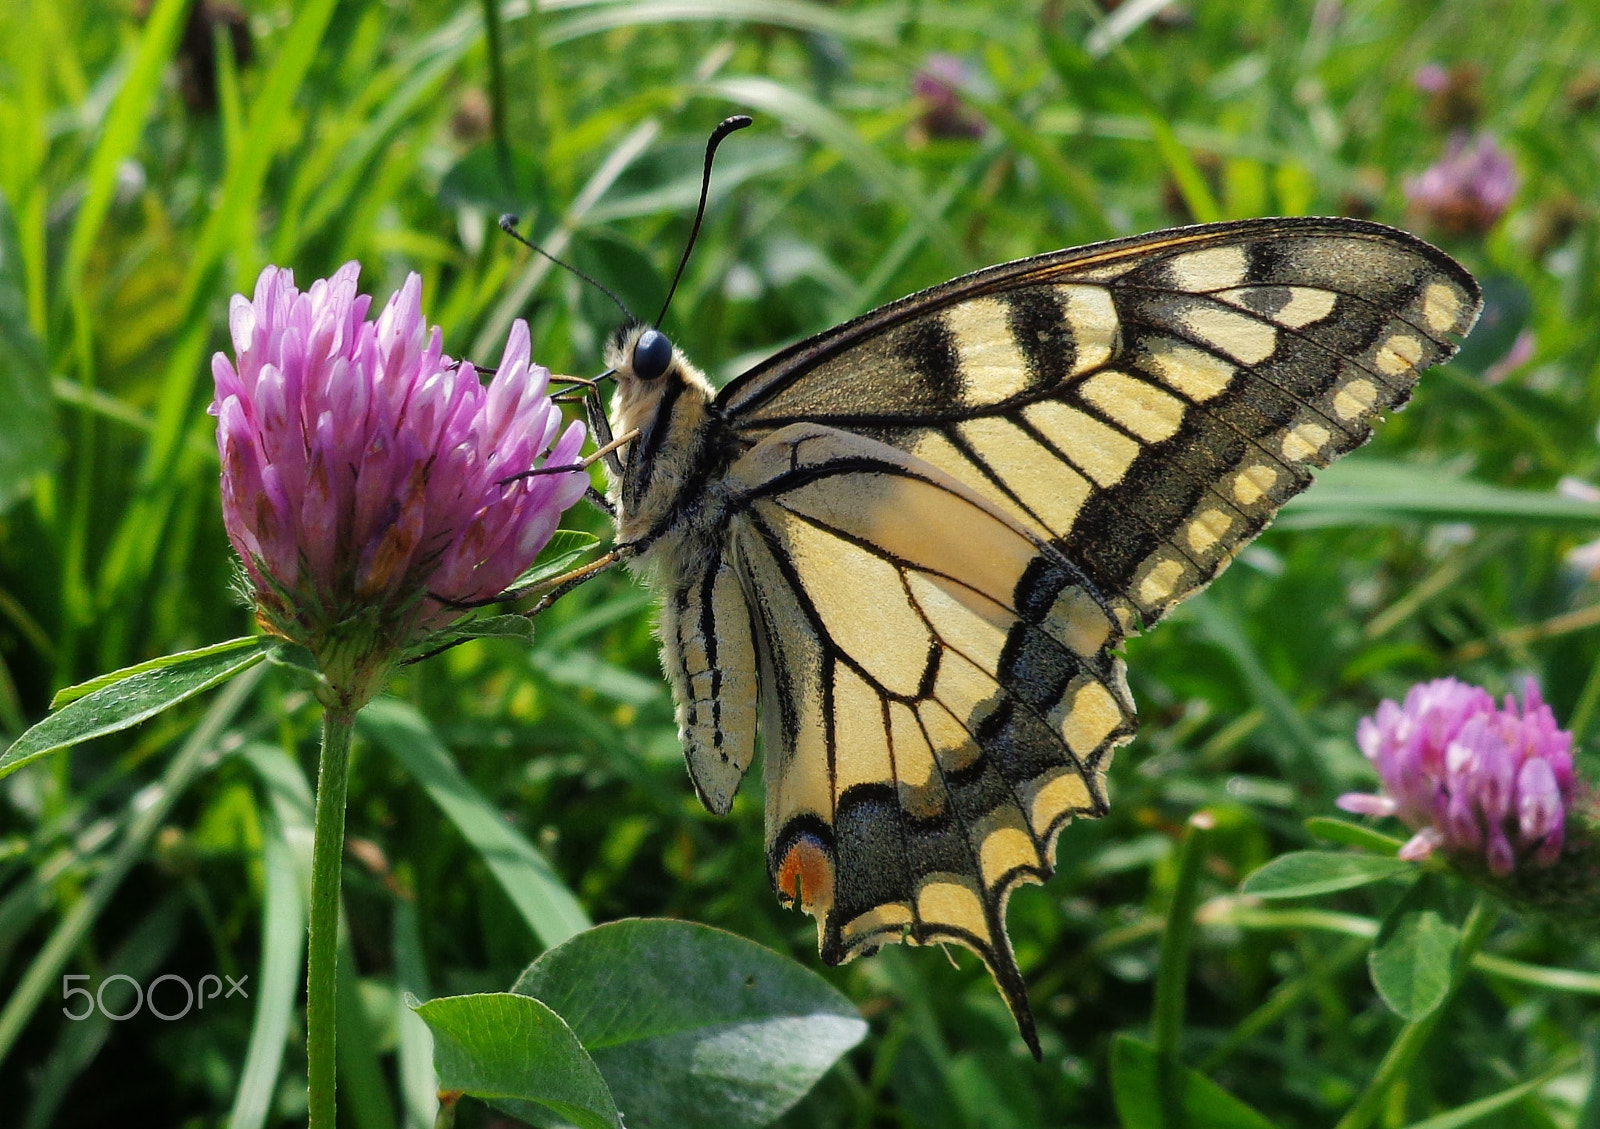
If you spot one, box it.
[776,837,836,917]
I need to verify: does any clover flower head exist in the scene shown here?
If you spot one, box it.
[1404,132,1518,235]
[211,263,587,704]
[1339,678,1574,877]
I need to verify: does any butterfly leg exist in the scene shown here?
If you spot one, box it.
[513,545,635,613]
[497,428,640,486]
[584,485,616,517]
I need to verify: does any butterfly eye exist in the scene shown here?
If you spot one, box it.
[632,329,673,381]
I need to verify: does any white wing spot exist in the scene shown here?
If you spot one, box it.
[1045,586,1113,656]
[1166,245,1249,291]
[1144,338,1235,401]
[1052,680,1123,758]
[1054,284,1120,373]
[1422,282,1464,333]
[1281,423,1331,463]
[1232,463,1279,506]
[1180,303,1277,365]
[946,297,1032,404]
[1375,334,1424,376]
[1272,287,1338,328]
[958,415,1093,535]
[1079,371,1187,443]
[1021,400,1141,488]
[1184,507,1234,554]
[1135,556,1187,607]
[1332,378,1379,421]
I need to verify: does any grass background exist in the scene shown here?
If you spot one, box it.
[3,0,1600,1125]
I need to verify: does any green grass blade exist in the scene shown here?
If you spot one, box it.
[358,698,591,948]
[21,896,185,1129]
[1399,1057,1577,1129]
[59,0,189,295]
[95,0,342,631]
[1282,459,1600,528]
[0,188,55,509]
[229,745,312,1129]
[394,899,439,1129]
[544,0,897,47]
[338,923,400,1129]
[700,76,969,269]
[473,116,661,359]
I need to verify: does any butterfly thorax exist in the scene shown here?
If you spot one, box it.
[604,327,740,563]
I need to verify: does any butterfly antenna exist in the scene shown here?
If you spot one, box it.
[654,114,753,327]
[498,214,636,323]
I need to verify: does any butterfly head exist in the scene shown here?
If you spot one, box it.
[605,323,716,437]
[600,321,718,499]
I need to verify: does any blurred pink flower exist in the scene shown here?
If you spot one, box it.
[1482,328,1536,384]
[211,263,586,698]
[1560,478,1600,578]
[1339,678,1574,876]
[1404,132,1518,235]
[911,54,986,141]
[1413,63,1451,93]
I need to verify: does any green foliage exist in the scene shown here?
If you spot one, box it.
[3,0,1600,1125]
[416,920,864,1129]
[1367,876,1461,1022]
[0,637,271,778]
[1241,850,1418,899]
[418,992,622,1129]
[511,919,866,1129]
[1111,1034,1280,1129]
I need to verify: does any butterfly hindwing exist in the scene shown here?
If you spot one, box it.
[664,541,760,816]
[721,424,1135,1050]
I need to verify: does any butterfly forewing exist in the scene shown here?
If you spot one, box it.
[720,218,1480,629]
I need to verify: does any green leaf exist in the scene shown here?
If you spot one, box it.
[531,649,666,707]
[0,669,265,1065]
[1109,1033,1282,1129]
[1304,817,1406,855]
[51,636,268,706]
[0,637,272,779]
[572,230,667,332]
[0,189,55,511]
[512,919,867,1129]
[357,698,591,947]
[1401,1056,1575,1129]
[698,75,968,268]
[414,993,621,1129]
[1240,851,1417,899]
[21,897,184,1129]
[544,0,899,49]
[1369,877,1462,1021]
[505,529,602,592]
[419,615,537,654]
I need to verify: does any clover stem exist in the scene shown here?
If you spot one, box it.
[307,707,355,1128]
